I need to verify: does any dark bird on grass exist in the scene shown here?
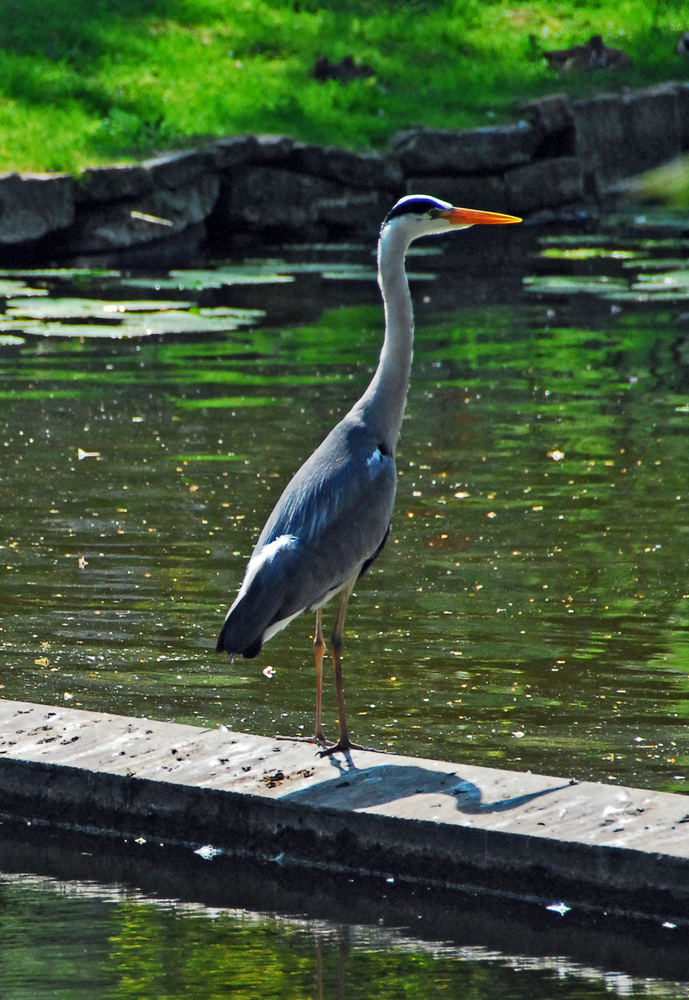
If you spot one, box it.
[544,34,631,73]
[675,32,689,58]
[312,54,375,83]
[216,194,521,755]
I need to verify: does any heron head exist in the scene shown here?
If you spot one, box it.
[382,194,521,241]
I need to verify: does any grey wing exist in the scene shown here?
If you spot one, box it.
[217,423,397,656]
[259,424,397,601]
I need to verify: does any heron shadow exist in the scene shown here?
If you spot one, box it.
[281,758,572,815]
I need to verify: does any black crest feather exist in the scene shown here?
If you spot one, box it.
[383,195,448,226]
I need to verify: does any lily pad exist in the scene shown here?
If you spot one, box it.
[523,275,629,296]
[0,280,48,299]
[539,247,639,261]
[0,268,120,279]
[123,267,294,292]
[0,302,264,339]
[4,297,195,319]
[632,270,689,297]
[173,395,276,410]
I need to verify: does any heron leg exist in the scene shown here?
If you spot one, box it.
[313,607,327,745]
[319,582,363,756]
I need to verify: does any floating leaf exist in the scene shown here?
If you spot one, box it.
[0,304,263,339]
[0,280,48,299]
[172,395,275,410]
[523,275,629,296]
[4,297,193,319]
[124,267,293,291]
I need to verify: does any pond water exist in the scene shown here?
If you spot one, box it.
[0,820,687,999]
[1,212,689,995]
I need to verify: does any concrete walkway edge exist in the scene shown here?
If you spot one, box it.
[0,699,687,924]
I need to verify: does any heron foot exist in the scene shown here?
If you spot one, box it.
[317,738,370,757]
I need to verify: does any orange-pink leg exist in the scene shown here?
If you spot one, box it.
[313,607,327,746]
[319,583,364,756]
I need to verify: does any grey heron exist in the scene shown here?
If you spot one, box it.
[216,194,521,754]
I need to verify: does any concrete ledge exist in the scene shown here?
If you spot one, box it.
[0,699,687,923]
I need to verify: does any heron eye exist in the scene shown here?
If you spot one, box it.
[428,207,442,219]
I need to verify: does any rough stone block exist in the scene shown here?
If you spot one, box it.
[144,149,215,189]
[0,173,75,245]
[676,83,689,150]
[405,174,509,213]
[287,143,403,190]
[215,134,297,170]
[390,123,539,174]
[571,94,627,188]
[622,84,683,175]
[519,94,576,157]
[253,135,297,161]
[76,163,154,204]
[215,134,261,170]
[66,172,219,253]
[219,166,351,232]
[572,85,684,188]
[317,190,390,235]
[521,93,574,137]
[505,157,584,212]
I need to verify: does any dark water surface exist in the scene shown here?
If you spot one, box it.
[0,821,687,1000]
[1,215,689,995]
[2,220,689,788]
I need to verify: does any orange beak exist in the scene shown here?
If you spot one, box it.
[441,207,522,225]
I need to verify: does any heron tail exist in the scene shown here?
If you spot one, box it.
[216,613,264,659]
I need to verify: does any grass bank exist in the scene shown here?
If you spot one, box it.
[2,0,688,173]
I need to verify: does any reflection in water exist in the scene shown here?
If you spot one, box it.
[0,822,688,1000]
[0,222,688,796]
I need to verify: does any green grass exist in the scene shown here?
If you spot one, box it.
[1,0,688,173]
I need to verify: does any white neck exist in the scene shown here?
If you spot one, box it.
[357,222,414,452]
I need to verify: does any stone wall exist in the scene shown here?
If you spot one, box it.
[2,81,688,261]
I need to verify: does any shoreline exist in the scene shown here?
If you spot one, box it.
[1,81,687,265]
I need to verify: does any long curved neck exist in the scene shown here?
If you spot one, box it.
[358,223,414,452]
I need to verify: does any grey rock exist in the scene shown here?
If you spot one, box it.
[317,190,391,234]
[676,82,689,149]
[254,135,297,162]
[219,166,352,233]
[390,123,539,174]
[66,172,219,253]
[144,149,215,189]
[215,134,261,170]
[288,143,402,189]
[506,157,585,213]
[405,174,509,213]
[520,93,574,138]
[570,93,628,189]
[622,84,683,175]
[76,163,154,204]
[0,173,75,245]
[572,85,684,189]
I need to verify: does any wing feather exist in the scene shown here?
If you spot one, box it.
[217,415,397,657]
